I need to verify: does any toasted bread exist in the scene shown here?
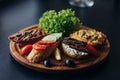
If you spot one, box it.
[61,38,89,59]
[27,42,58,63]
[70,29,107,47]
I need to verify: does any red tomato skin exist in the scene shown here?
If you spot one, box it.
[32,40,56,51]
[20,44,32,56]
[86,45,97,56]
[32,44,49,51]
[37,40,56,45]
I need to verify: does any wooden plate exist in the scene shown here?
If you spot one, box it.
[9,24,110,73]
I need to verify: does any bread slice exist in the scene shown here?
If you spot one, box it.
[70,29,107,47]
[62,43,88,59]
[27,33,62,63]
[27,42,58,63]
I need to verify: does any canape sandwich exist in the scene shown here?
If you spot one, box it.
[8,28,46,43]
[70,29,107,47]
[61,37,89,59]
[27,33,62,63]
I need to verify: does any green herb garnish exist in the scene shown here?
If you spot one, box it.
[24,32,32,37]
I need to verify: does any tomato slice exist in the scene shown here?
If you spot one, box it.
[20,44,32,56]
[86,45,98,56]
[37,40,56,45]
[32,43,49,50]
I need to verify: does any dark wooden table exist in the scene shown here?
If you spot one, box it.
[0,0,120,80]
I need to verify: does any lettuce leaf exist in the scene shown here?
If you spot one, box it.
[39,9,81,36]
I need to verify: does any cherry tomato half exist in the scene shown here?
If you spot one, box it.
[20,44,32,56]
[86,45,98,56]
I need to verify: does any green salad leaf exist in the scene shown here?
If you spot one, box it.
[39,9,81,36]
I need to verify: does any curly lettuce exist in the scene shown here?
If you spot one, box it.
[39,9,81,36]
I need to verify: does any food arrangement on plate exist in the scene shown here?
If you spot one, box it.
[8,9,110,73]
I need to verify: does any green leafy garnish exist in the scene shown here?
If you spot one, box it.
[39,9,81,36]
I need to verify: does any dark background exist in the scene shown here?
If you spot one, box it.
[0,0,120,80]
